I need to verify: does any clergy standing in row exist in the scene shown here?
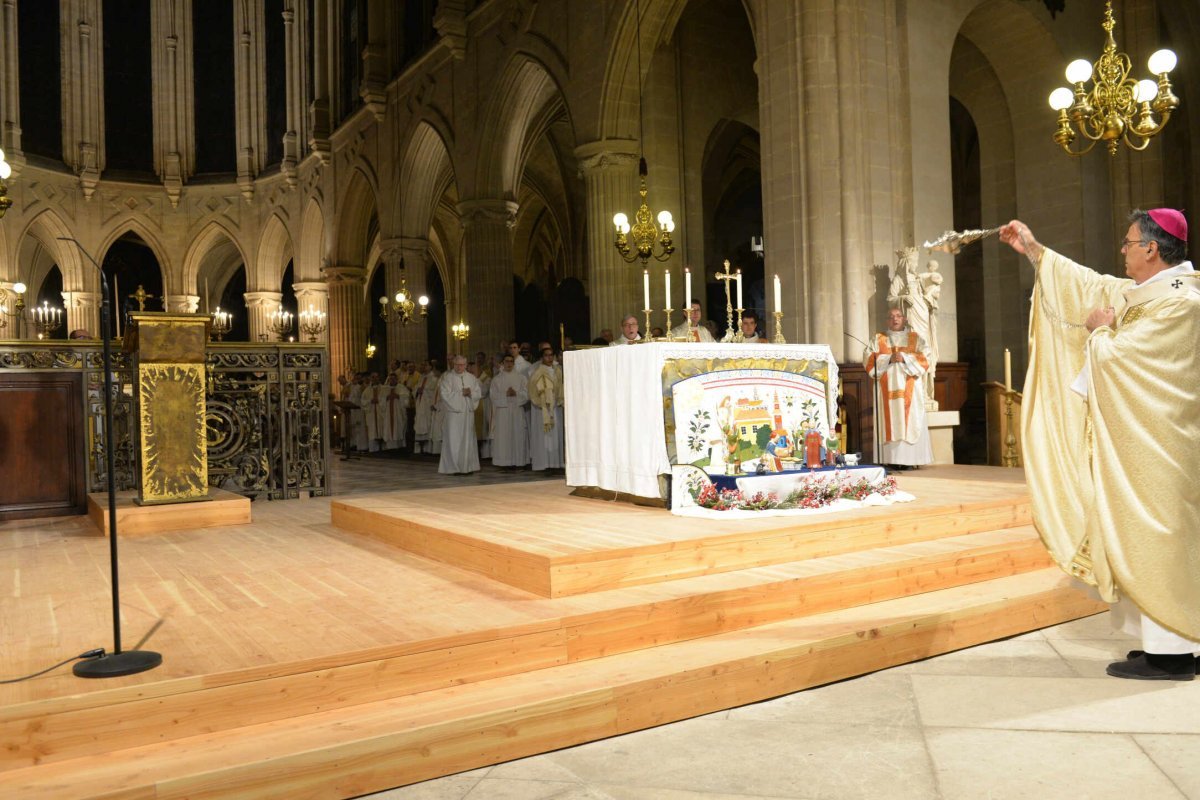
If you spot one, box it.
[863,307,933,468]
[528,347,565,471]
[381,374,411,450]
[1000,210,1200,681]
[670,301,716,342]
[611,315,642,344]
[412,361,438,453]
[489,353,529,469]
[438,355,483,475]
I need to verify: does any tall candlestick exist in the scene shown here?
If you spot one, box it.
[736,270,743,310]
[205,279,210,314]
[685,268,692,311]
[664,269,671,309]
[773,274,781,313]
[643,269,650,310]
[1004,348,1012,391]
[114,273,121,339]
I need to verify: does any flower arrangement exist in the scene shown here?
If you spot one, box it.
[687,473,898,512]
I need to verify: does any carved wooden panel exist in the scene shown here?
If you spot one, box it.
[0,372,87,520]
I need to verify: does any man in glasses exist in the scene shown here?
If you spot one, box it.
[1000,209,1199,681]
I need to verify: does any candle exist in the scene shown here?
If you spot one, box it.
[205,279,210,314]
[736,269,743,309]
[643,269,650,310]
[685,268,692,311]
[1004,348,1012,391]
[773,274,782,312]
[114,273,121,338]
[664,269,671,308]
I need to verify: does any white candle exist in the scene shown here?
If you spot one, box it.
[773,274,782,312]
[1004,348,1012,391]
[205,279,210,314]
[643,269,650,310]
[736,269,743,309]
[664,269,671,309]
[685,268,692,311]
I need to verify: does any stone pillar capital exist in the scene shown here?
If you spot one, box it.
[574,140,641,175]
[456,199,519,230]
[244,290,284,309]
[321,265,367,285]
[164,294,200,314]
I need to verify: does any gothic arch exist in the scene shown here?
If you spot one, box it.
[181,222,250,299]
[16,210,85,292]
[474,54,573,200]
[96,221,173,294]
[397,120,457,240]
[296,198,326,281]
[334,168,379,267]
[255,214,295,291]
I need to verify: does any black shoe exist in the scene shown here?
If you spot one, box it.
[1125,650,1200,673]
[1107,652,1195,681]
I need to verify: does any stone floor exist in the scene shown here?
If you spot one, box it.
[321,457,1200,800]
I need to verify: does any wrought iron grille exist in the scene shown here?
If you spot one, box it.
[0,341,330,500]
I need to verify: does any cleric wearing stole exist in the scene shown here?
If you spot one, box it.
[1000,209,1200,681]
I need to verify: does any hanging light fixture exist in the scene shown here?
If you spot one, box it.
[612,0,676,264]
[379,259,429,325]
[1047,0,1179,156]
[0,147,12,218]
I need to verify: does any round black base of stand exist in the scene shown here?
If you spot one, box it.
[73,650,163,678]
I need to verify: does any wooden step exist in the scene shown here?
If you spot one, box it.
[0,569,1105,800]
[0,527,1050,773]
[331,475,1032,596]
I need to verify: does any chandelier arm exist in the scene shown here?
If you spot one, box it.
[652,250,673,263]
[1060,137,1101,157]
[1120,132,1154,152]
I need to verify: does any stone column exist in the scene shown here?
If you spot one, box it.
[63,0,104,197]
[359,0,388,118]
[457,199,518,357]
[307,0,332,163]
[752,0,882,359]
[323,265,366,380]
[575,141,641,339]
[152,0,193,207]
[233,0,266,200]
[244,290,283,342]
[60,290,99,338]
[164,294,200,313]
[280,1,304,186]
[0,0,23,166]
[293,281,329,344]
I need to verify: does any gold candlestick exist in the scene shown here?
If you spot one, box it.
[772,310,786,343]
[663,307,675,341]
[643,307,653,341]
[733,306,745,342]
[1002,391,1019,467]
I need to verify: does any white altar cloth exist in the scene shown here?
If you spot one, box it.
[563,342,838,499]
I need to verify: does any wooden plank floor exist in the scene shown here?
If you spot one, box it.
[331,466,1033,596]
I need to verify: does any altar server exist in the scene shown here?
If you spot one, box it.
[490,354,529,468]
[528,347,565,471]
[438,355,482,475]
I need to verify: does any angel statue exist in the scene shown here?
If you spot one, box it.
[886,247,940,410]
[918,260,943,405]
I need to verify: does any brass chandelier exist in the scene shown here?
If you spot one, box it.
[612,0,675,265]
[1047,1,1179,156]
[379,264,428,325]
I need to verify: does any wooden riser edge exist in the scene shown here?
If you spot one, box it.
[0,532,1053,772]
[332,497,1033,598]
[0,573,1107,800]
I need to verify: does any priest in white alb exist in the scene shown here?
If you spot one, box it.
[528,347,565,471]
[411,361,438,454]
[490,353,529,469]
[863,307,933,468]
[438,355,483,475]
[381,373,411,450]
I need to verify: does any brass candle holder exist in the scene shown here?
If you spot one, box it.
[772,311,786,344]
[209,308,232,341]
[298,308,327,342]
[663,306,675,341]
[643,307,653,341]
[1002,391,1019,467]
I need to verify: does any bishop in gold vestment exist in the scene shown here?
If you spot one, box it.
[1001,209,1200,681]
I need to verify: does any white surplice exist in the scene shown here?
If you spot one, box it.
[489,367,529,467]
[438,370,482,474]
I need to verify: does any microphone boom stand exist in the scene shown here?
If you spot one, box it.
[59,238,162,678]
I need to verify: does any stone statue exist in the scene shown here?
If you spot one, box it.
[887,247,940,410]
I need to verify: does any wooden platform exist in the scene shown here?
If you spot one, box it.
[86,488,252,536]
[331,472,1033,596]
[0,466,1105,799]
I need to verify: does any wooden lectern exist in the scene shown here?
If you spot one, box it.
[124,313,211,505]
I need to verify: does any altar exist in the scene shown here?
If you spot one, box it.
[563,342,840,502]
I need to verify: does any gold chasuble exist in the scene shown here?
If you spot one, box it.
[1024,248,1200,640]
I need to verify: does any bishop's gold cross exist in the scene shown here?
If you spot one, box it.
[130,284,155,311]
